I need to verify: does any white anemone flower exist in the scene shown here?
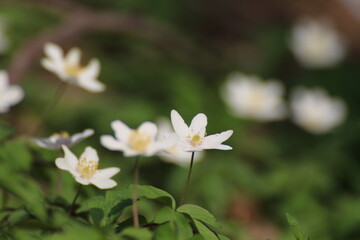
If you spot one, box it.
[100,120,170,157]
[290,18,346,68]
[170,110,233,152]
[221,73,287,121]
[0,70,24,113]
[56,145,120,189]
[291,87,346,134]
[32,129,94,150]
[41,42,105,92]
[157,117,204,166]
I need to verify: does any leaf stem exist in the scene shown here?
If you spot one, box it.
[68,184,82,215]
[32,81,67,135]
[133,156,140,227]
[180,152,195,205]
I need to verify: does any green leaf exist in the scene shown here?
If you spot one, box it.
[286,213,308,240]
[218,234,230,240]
[0,138,32,171]
[187,236,205,240]
[120,227,152,240]
[193,219,219,240]
[177,204,221,228]
[0,124,14,141]
[154,206,193,240]
[154,222,177,240]
[136,185,176,209]
[7,209,29,225]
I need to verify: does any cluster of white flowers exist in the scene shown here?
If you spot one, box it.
[221,72,347,134]
[289,18,346,68]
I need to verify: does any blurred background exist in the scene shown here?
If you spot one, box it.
[1,0,360,239]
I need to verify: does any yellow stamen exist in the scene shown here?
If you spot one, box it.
[65,64,83,77]
[129,130,152,151]
[51,131,70,138]
[191,134,203,146]
[77,157,98,179]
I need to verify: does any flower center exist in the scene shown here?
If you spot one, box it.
[129,130,152,151]
[249,90,265,111]
[51,131,70,138]
[77,157,98,179]
[65,64,83,78]
[190,134,203,146]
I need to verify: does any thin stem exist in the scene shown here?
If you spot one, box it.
[33,81,67,136]
[180,152,195,205]
[132,156,140,227]
[68,185,82,215]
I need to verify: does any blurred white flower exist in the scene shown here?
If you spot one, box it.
[171,109,233,152]
[221,73,287,121]
[0,18,9,54]
[41,42,105,92]
[0,70,24,113]
[32,129,94,150]
[157,117,204,166]
[290,18,346,68]
[101,120,170,157]
[291,87,346,134]
[56,145,120,189]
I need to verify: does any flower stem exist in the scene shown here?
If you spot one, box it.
[68,185,82,215]
[33,81,67,135]
[132,156,140,227]
[180,152,195,205]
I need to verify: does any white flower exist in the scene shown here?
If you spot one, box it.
[56,145,120,189]
[32,129,94,150]
[290,18,346,68]
[0,70,24,113]
[100,120,170,157]
[157,117,204,166]
[170,110,233,152]
[41,42,105,92]
[221,73,287,121]
[291,87,346,134]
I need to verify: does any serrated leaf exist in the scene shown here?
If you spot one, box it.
[177,204,220,228]
[286,213,308,240]
[154,206,193,239]
[193,219,219,240]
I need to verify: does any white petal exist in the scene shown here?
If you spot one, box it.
[80,59,100,79]
[70,129,94,145]
[138,121,158,140]
[75,176,91,185]
[111,120,131,142]
[100,135,127,151]
[189,113,207,137]
[65,47,81,66]
[202,130,233,150]
[80,146,99,162]
[90,179,117,189]
[92,167,120,180]
[44,42,63,64]
[31,138,59,150]
[55,157,70,170]
[62,145,78,170]
[41,59,61,74]
[3,85,24,106]
[170,110,189,139]
[77,79,105,92]
[0,70,9,91]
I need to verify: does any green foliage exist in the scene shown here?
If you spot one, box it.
[287,213,310,240]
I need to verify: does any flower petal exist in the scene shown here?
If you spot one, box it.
[170,110,189,139]
[3,85,24,106]
[138,121,158,140]
[0,70,9,91]
[65,47,81,66]
[75,176,91,185]
[44,42,63,64]
[62,145,78,170]
[70,129,94,145]
[90,179,117,189]
[80,58,100,78]
[55,157,70,170]
[32,138,59,150]
[80,146,99,162]
[189,113,207,137]
[202,130,233,150]
[111,120,132,142]
[100,135,127,151]
[92,167,120,181]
